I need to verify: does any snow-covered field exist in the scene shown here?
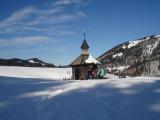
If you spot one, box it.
[0,66,160,120]
[0,66,72,80]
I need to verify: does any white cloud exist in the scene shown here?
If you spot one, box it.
[58,30,75,35]
[0,0,88,59]
[0,0,87,35]
[0,40,71,55]
[52,11,86,23]
[0,36,50,47]
[25,11,86,26]
[0,6,36,29]
[53,0,82,6]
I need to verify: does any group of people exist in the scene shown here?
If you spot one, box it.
[75,65,106,80]
[87,65,106,79]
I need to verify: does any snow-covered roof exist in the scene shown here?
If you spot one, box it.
[85,54,100,64]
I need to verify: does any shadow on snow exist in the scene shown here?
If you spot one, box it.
[0,76,160,120]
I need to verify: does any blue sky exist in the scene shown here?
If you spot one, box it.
[0,0,160,65]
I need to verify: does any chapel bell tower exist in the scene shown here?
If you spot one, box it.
[81,32,89,55]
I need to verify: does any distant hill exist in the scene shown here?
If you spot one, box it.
[0,58,54,67]
[98,35,160,77]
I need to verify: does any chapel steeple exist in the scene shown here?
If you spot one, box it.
[81,32,89,54]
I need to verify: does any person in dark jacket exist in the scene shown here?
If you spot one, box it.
[87,66,93,79]
[75,67,80,80]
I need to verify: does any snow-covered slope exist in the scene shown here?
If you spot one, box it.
[0,66,72,80]
[99,34,160,77]
[0,74,160,120]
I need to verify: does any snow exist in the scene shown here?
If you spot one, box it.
[127,40,141,48]
[122,45,126,49]
[122,40,142,49]
[112,52,123,58]
[85,54,100,64]
[28,60,45,66]
[0,66,160,120]
[112,65,129,71]
[154,35,160,38]
[28,60,39,63]
[0,66,72,80]
[142,38,160,57]
[41,63,45,66]
[146,36,151,40]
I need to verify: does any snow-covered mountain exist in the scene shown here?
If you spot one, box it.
[0,58,54,67]
[98,35,160,77]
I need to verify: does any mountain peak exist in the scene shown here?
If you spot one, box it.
[0,58,54,67]
[98,34,160,77]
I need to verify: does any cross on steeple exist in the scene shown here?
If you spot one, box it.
[81,32,89,50]
[81,32,89,55]
[84,32,86,40]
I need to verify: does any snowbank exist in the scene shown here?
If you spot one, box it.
[0,66,72,80]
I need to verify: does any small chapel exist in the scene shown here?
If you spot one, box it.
[70,33,100,80]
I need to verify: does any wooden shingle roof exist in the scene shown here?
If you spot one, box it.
[70,54,89,66]
[70,54,100,66]
[81,40,89,49]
